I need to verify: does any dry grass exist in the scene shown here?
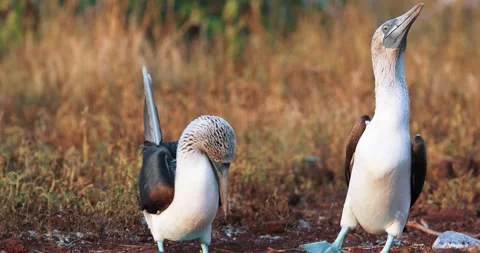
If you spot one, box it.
[0,0,479,237]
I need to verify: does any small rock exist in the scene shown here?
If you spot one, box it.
[75,232,84,239]
[28,230,37,238]
[298,219,311,230]
[265,247,286,253]
[222,226,245,238]
[259,235,282,242]
[130,235,140,242]
[432,231,480,250]
[375,239,403,247]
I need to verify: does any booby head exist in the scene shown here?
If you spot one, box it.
[371,3,423,76]
[178,115,236,218]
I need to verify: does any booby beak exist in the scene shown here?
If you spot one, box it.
[209,159,230,218]
[384,3,423,49]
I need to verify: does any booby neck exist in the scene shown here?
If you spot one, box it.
[368,2,424,130]
[371,48,410,129]
[174,122,217,194]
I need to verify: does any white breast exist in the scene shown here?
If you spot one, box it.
[347,119,411,235]
[146,152,219,242]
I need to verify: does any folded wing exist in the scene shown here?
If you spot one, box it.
[139,143,177,213]
[410,135,427,207]
[344,115,371,186]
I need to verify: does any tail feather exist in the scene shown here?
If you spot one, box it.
[143,66,163,145]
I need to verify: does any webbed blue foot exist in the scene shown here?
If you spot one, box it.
[301,227,350,253]
[301,241,343,253]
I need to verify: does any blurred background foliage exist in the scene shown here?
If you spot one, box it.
[0,0,399,58]
[1,0,477,58]
[0,0,331,55]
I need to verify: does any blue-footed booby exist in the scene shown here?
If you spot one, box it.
[302,3,427,253]
[138,66,236,253]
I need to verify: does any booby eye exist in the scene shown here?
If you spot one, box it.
[382,26,389,32]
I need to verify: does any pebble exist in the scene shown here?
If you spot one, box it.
[298,219,311,230]
[432,231,480,250]
[259,235,282,242]
[28,230,37,238]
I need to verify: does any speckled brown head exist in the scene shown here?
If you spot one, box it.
[178,115,236,217]
[179,115,236,162]
[371,3,423,82]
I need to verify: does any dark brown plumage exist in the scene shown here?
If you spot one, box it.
[410,135,427,207]
[138,142,178,214]
[344,115,371,186]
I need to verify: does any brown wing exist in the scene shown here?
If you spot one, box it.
[410,134,427,208]
[138,142,177,214]
[345,115,371,186]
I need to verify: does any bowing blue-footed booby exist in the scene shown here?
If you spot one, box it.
[138,66,236,253]
[302,3,427,253]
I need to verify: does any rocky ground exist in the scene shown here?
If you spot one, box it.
[1,193,479,253]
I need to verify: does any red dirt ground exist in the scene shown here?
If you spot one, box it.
[2,194,479,253]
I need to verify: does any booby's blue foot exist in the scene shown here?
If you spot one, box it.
[157,241,165,252]
[200,243,209,253]
[301,241,343,253]
[301,227,349,253]
[380,235,395,253]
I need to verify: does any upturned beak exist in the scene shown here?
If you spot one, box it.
[210,160,230,218]
[384,3,424,49]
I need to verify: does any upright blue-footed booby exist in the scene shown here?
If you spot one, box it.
[138,66,236,253]
[302,3,427,253]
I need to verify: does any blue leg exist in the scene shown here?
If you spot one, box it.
[380,235,395,253]
[157,241,164,252]
[332,227,350,248]
[301,227,349,253]
[200,243,209,253]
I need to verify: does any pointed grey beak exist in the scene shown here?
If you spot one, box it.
[384,3,423,49]
[210,160,230,218]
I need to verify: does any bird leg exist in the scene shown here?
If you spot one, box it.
[332,227,350,248]
[380,235,395,253]
[157,241,165,253]
[200,243,209,253]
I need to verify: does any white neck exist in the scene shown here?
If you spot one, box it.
[175,150,218,200]
[372,53,410,130]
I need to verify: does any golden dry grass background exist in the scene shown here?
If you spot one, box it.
[0,0,479,234]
